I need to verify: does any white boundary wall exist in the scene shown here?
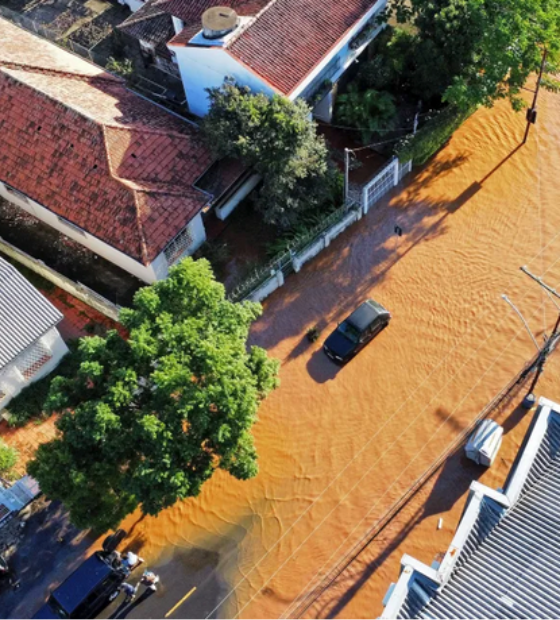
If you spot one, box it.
[292,208,363,273]
[0,237,120,321]
[242,159,412,304]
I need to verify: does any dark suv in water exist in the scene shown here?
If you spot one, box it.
[323,299,390,364]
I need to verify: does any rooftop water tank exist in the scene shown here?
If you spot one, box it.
[202,6,239,39]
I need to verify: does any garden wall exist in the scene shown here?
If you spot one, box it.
[0,237,120,321]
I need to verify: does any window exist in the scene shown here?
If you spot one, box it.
[57,216,86,237]
[164,225,194,266]
[4,183,28,203]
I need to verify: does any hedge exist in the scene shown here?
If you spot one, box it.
[396,105,476,166]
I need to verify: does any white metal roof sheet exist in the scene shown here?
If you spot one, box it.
[0,257,62,369]
[413,414,560,619]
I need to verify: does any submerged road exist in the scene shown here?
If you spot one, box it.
[21,85,560,619]
[114,90,560,619]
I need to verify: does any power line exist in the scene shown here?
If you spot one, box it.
[316,111,434,133]
[206,234,560,619]
[241,294,557,620]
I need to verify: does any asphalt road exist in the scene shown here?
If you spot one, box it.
[99,547,227,619]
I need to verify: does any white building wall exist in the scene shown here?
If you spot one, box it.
[117,0,145,13]
[152,212,207,280]
[290,0,387,102]
[0,182,204,284]
[168,45,276,117]
[0,327,69,412]
[215,173,261,220]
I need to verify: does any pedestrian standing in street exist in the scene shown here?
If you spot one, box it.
[120,582,138,604]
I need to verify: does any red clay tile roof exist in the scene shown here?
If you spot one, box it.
[0,18,214,265]
[227,0,378,94]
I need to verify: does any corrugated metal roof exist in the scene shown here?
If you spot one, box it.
[413,412,560,619]
[0,257,62,370]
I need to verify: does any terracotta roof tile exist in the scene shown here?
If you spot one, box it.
[227,0,378,94]
[0,18,214,265]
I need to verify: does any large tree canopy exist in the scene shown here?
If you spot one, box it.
[202,84,338,228]
[28,259,279,532]
[389,0,560,110]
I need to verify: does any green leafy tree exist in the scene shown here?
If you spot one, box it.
[202,84,336,228]
[0,441,18,477]
[336,85,397,142]
[389,0,560,110]
[28,258,279,532]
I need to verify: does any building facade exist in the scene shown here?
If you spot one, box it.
[120,0,387,120]
[0,18,250,284]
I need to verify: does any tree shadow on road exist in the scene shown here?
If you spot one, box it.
[251,153,474,357]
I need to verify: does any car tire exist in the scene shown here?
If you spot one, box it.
[108,589,120,602]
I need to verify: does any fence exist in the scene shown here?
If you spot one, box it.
[362,157,411,214]
[0,237,120,322]
[229,158,412,304]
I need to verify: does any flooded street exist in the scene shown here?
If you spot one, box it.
[119,87,560,619]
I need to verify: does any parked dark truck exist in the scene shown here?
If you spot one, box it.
[323,299,390,364]
[33,531,138,619]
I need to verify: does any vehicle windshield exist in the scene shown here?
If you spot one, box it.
[337,321,361,343]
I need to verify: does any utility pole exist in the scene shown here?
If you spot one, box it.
[344,148,351,205]
[413,112,419,135]
[519,265,560,407]
[522,47,548,145]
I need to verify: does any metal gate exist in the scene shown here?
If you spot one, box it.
[361,158,412,214]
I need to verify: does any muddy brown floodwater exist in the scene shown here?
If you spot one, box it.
[117,85,560,620]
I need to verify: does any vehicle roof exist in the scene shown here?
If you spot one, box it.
[346,300,388,332]
[51,553,112,614]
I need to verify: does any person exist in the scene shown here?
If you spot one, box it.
[141,571,160,591]
[107,550,122,570]
[122,551,143,573]
[120,582,138,603]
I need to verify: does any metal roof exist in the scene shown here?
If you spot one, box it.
[383,399,560,619]
[419,412,560,619]
[0,257,62,370]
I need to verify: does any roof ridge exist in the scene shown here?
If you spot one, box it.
[120,7,170,26]
[101,125,150,265]
[103,120,198,140]
[0,59,121,83]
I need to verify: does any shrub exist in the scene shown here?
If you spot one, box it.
[106,57,133,80]
[335,86,397,142]
[395,105,475,165]
[306,327,321,342]
[0,442,18,476]
[195,241,231,279]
